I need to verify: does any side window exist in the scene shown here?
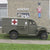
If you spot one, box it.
[29,21,32,25]
[29,20,35,25]
[32,21,36,25]
[29,20,33,25]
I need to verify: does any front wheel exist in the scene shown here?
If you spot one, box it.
[40,32,48,40]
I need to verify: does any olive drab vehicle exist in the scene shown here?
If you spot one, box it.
[2,17,48,40]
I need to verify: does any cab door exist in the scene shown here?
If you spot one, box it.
[28,20,37,34]
[16,19,28,34]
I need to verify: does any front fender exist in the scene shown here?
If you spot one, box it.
[39,28,47,31]
[37,27,47,34]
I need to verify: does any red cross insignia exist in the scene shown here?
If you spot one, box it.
[11,19,18,25]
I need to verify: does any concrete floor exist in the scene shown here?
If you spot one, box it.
[0,39,49,44]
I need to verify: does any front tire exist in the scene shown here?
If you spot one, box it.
[40,32,48,40]
[10,31,18,39]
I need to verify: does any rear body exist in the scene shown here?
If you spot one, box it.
[2,17,37,36]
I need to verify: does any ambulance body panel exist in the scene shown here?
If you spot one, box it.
[2,17,37,35]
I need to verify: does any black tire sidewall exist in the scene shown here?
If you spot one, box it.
[10,31,18,39]
[40,32,48,40]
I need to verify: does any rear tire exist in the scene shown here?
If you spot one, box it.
[10,31,18,39]
[40,32,48,40]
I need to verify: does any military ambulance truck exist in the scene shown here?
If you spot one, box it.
[2,17,48,40]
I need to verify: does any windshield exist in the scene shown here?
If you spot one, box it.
[29,20,36,25]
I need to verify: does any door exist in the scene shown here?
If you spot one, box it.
[28,20,37,34]
[16,19,28,34]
